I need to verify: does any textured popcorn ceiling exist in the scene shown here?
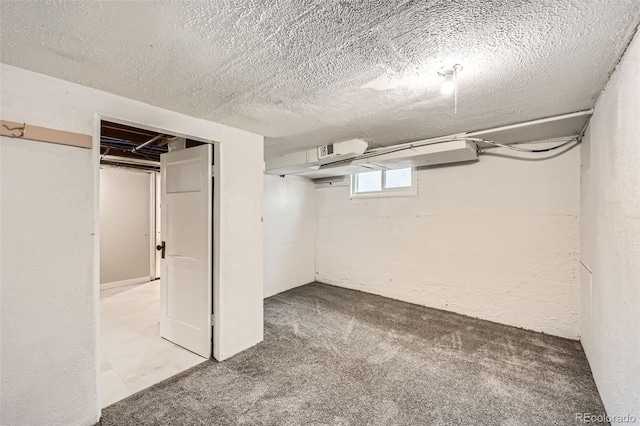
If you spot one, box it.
[1,1,639,157]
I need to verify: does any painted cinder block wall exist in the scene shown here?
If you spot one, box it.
[580,28,640,423]
[100,167,153,285]
[0,64,264,426]
[263,175,316,298]
[315,141,581,339]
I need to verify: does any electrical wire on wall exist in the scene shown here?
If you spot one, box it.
[471,133,584,154]
[471,121,588,154]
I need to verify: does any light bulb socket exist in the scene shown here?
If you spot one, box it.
[438,64,462,96]
[437,64,463,78]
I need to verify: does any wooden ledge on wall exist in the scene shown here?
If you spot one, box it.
[1,120,92,149]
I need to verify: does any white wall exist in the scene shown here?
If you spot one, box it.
[316,142,581,339]
[100,167,152,285]
[0,64,263,426]
[214,138,264,360]
[1,138,96,426]
[264,175,316,298]
[580,30,640,422]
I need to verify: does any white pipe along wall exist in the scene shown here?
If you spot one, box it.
[315,140,581,339]
[580,28,640,423]
[0,64,264,426]
[263,175,316,298]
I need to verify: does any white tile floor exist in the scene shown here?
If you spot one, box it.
[100,280,207,408]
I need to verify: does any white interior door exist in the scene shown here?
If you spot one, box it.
[160,144,212,358]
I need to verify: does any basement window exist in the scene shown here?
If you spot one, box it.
[350,167,417,198]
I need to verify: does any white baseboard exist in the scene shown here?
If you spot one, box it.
[100,276,151,290]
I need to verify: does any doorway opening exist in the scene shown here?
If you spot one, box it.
[98,120,213,408]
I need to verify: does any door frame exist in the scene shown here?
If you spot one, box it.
[151,171,162,280]
[92,113,220,362]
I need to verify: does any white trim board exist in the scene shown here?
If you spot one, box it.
[100,276,151,290]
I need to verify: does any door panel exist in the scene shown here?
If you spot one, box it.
[160,144,212,358]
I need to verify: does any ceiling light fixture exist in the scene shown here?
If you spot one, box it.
[438,64,463,113]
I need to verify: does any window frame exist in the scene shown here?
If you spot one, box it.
[349,167,418,199]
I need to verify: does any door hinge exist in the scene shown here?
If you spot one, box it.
[211,165,215,177]
[211,314,215,326]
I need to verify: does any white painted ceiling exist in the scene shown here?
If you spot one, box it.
[1,1,639,157]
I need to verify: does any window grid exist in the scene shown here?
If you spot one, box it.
[350,167,417,199]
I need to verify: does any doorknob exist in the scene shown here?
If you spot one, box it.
[156,241,165,259]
